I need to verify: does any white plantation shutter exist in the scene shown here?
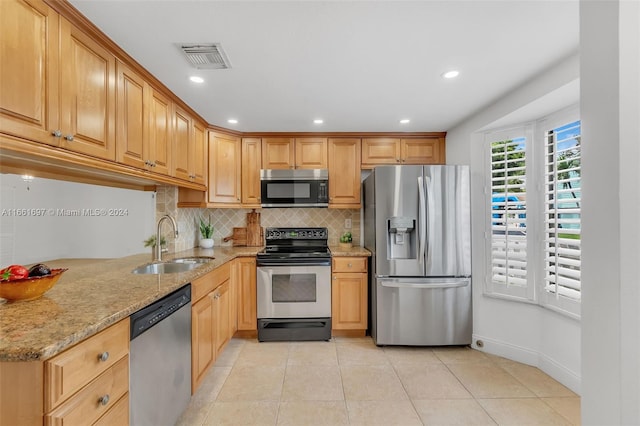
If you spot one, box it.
[486,130,533,301]
[543,120,581,312]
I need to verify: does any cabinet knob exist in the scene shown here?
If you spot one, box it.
[98,394,110,406]
[144,160,151,166]
[51,130,62,138]
[348,263,352,268]
[151,161,157,167]
[97,351,109,362]
[214,293,220,299]
[396,158,400,162]
[333,276,337,280]
[64,134,74,141]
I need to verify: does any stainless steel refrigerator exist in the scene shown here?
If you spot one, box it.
[363,165,471,346]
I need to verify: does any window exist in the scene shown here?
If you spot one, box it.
[484,109,581,317]
[542,120,581,313]
[485,127,534,301]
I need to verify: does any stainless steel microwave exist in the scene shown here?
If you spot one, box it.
[260,169,329,208]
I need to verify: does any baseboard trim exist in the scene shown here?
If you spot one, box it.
[472,333,581,394]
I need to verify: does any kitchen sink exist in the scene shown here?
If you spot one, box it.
[169,256,215,264]
[131,257,215,275]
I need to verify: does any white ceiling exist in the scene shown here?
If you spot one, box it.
[68,0,579,133]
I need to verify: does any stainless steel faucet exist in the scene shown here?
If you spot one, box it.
[156,214,179,262]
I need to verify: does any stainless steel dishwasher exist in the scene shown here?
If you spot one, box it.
[130,285,191,426]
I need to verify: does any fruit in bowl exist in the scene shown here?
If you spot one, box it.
[0,263,67,302]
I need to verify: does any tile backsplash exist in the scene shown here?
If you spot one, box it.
[156,186,360,252]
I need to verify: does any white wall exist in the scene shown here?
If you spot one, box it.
[0,174,155,265]
[446,53,582,393]
[580,1,640,423]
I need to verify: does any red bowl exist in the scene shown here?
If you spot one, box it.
[0,268,68,301]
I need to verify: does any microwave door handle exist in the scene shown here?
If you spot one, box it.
[418,176,426,265]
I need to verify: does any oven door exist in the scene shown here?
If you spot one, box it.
[257,264,331,318]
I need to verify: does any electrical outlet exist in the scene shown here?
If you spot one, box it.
[345,218,352,229]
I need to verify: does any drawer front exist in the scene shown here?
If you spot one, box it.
[45,355,129,426]
[45,319,129,411]
[93,393,129,426]
[332,257,367,273]
[192,262,231,302]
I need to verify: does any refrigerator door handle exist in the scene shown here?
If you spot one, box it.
[379,278,469,289]
[417,176,427,265]
[425,175,435,268]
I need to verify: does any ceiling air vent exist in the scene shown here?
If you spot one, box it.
[178,43,231,69]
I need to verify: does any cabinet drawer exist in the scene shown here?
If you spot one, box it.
[332,257,367,273]
[93,393,129,426]
[45,355,129,426]
[45,319,129,411]
[192,262,231,302]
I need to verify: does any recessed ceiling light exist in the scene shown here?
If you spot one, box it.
[189,76,204,83]
[442,70,460,79]
[400,119,410,124]
[227,119,238,124]
[313,119,324,124]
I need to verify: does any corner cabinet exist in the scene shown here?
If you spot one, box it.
[332,257,368,335]
[209,132,242,206]
[328,138,361,208]
[361,136,445,168]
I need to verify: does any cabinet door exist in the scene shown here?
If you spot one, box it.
[401,137,445,164]
[214,281,231,357]
[328,138,361,207]
[241,138,262,206]
[0,0,60,146]
[173,106,191,180]
[116,61,146,169]
[147,87,172,176]
[59,18,116,160]
[361,138,400,166]
[236,257,257,331]
[262,137,294,169]
[229,264,239,336]
[295,137,327,169]
[192,120,207,185]
[209,132,241,204]
[331,272,368,330]
[191,295,215,393]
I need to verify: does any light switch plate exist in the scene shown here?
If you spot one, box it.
[345,218,352,229]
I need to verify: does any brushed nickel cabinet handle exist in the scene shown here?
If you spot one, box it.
[64,134,74,141]
[98,394,110,406]
[98,351,109,362]
[51,130,62,138]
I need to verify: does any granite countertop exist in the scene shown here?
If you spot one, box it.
[0,246,262,362]
[328,245,371,257]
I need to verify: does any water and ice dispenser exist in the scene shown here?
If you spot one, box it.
[387,216,416,259]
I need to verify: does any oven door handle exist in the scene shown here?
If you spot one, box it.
[257,261,331,267]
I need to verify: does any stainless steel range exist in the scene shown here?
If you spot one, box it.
[256,227,332,341]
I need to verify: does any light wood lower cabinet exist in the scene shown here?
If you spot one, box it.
[235,257,257,332]
[332,257,368,334]
[191,262,235,393]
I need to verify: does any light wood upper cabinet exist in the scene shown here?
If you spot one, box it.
[209,132,241,205]
[173,106,192,180]
[174,113,206,184]
[58,17,116,160]
[241,138,262,206]
[401,137,445,164]
[262,137,327,169]
[146,86,172,176]
[261,137,294,169]
[328,138,361,208]
[0,0,60,146]
[295,137,327,168]
[362,137,445,167]
[192,120,207,185]
[116,61,145,169]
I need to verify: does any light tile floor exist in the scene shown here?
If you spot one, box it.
[177,337,580,426]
